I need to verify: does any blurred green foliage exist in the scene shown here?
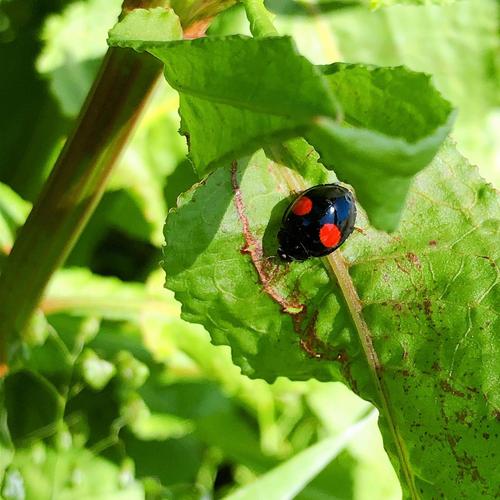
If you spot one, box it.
[0,0,497,498]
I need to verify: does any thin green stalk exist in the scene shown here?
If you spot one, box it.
[242,0,279,37]
[0,26,164,372]
[245,3,419,498]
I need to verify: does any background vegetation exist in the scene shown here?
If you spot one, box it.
[0,0,498,498]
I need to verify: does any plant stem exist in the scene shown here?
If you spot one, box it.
[0,0,220,371]
[242,0,279,37]
[0,47,162,371]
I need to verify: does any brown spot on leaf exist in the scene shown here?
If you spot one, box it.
[446,435,485,483]
[423,298,434,323]
[406,252,421,269]
[479,255,498,270]
[440,380,465,398]
[298,311,324,359]
[299,339,321,358]
[291,305,308,335]
[395,259,410,275]
[337,351,349,363]
[428,240,437,247]
[336,350,358,393]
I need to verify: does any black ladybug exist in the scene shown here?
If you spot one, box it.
[277,184,356,261]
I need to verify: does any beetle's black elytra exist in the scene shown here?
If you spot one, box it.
[277,184,357,261]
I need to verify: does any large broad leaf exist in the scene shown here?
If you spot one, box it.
[276,0,499,185]
[309,63,454,229]
[162,141,499,498]
[109,26,453,230]
[147,36,339,167]
[329,0,500,186]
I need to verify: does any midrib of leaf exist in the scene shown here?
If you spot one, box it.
[276,165,419,499]
[241,2,420,494]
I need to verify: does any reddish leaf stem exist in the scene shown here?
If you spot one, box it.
[0,1,219,372]
[230,161,303,314]
[0,47,162,368]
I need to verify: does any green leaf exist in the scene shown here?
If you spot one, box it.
[308,63,454,230]
[305,0,500,186]
[80,349,117,390]
[138,379,273,471]
[4,371,64,446]
[6,443,144,499]
[115,35,452,229]
[107,7,183,51]
[225,411,377,500]
[37,0,122,116]
[137,36,339,172]
[115,351,150,390]
[123,432,205,487]
[44,267,177,322]
[165,152,343,382]
[163,141,499,497]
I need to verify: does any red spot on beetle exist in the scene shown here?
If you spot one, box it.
[292,196,313,216]
[319,224,341,248]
